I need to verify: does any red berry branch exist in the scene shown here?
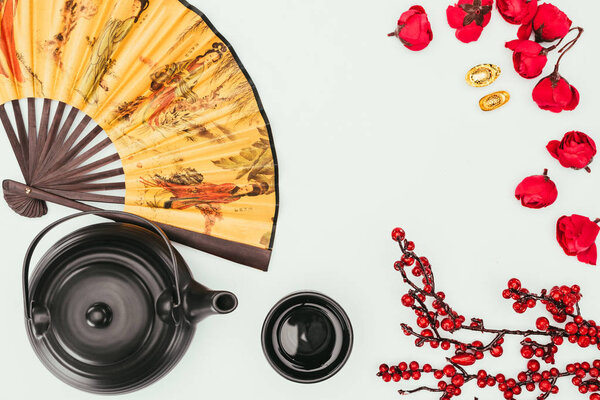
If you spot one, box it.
[378,227,600,399]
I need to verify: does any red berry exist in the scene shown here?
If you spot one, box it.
[490,346,503,357]
[513,302,526,313]
[452,374,465,387]
[508,278,521,290]
[391,228,405,241]
[406,241,415,251]
[417,316,429,328]
[521,345,533,359]
[536,317,550,331]
[379,364,389,373]
[401,294,414,307]
[382,372,391,382]
[528,360,540,372]
[443,365,457,377]
[578,336,591,348]
[441,318,454,331]
[539,380,551,392]
[566,322,578,335]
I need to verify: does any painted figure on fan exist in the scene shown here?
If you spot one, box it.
[141,178,268,210]
[140,168,268,210]
[76,0,149,103]
[142,42,227,127]
[0,0,24,82]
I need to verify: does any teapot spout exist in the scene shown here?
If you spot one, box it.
[183,281,238,324]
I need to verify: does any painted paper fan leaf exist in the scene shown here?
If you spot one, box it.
[0,0,279,270]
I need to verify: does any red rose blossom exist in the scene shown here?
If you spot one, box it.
[532,3,572,42]
[497,0,537,25]
[532,71,579,113]
[388,5,433,51]
[446,0,493,43]
[556,215,600,265]
[547,131,596,172]
[505,39,547,78]
[514,171,557,209]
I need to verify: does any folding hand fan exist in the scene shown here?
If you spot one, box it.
[0,0,278,270]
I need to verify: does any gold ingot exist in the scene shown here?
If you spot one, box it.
[479,91,510,111]
[466,64,501,87]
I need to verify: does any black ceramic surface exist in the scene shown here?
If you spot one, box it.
[24,212,238,394]
[261,292,353,383]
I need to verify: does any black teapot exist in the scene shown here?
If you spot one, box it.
[23,211,238,394]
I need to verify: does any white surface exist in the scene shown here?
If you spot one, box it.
[1,0,600,399]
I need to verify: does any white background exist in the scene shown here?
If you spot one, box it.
[1,0,600,399]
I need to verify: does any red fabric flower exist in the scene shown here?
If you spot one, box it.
[447,0,493,43]
[556,215,600,265]
[514,172,557,209]
[505,39,547,78]
[497,0,537,25]
[389,5,433,51]
[532,72,579,113]
[547,131,597,171]
[532,3,572,42]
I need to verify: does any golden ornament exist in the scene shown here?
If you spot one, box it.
[479,91,510,111]
[466,64,501,87]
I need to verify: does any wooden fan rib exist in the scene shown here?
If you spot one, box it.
[43,188,124,204]
[36,114,92,180]
[47,167,124,186]
[54,115,92,157]
[11,100,30,181]
[35,101,66,180]
[36,126,105,185]
[58,137,114,173]
[43,182,125,192]
[44,152,121,184]
[62,125,104,161]
[37,99,51,147]
[0,104,28,180]
[27,99,37,184]
[37,107,79,171]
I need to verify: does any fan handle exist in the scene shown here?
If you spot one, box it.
[4,179,273,270]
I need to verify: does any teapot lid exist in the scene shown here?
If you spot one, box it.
[26,222,194,394]
[261,292,353,383]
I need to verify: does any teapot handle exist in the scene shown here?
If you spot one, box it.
[22,210,181,321]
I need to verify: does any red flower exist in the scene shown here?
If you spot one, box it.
[532,3,572,42]
[514,171,557,209]
[556,215,600,265]
[497,0,537,25]
[532,72,579,113]
[388,5,433,51]
[547,131,596,172]
[447,0,493,43]
[505,39,547,78]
